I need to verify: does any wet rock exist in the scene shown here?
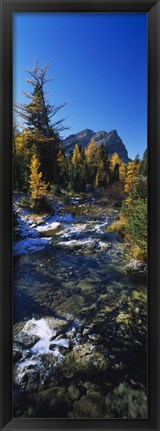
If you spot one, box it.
[125,259,147,273]
[82,324,93,336]
[14,363,40,393]
[88,334,102,343]
[78,279,95,292]
[68,382,80,400]
[105,382,147,418]
[79,304,97,320]
[46,317,68,334]
[66,327,77,340]
[56,295,85,315]
[96,241,111,251]
[14,332,40,348]
[13,343,23,362]
[49,340,68,356]
[67,343,107,375]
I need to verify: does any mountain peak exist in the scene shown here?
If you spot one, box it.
[63,128,128,163]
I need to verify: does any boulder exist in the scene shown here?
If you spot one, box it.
[125,259,147,273]
[73,391,106,418]
[66,343,107,375]
[14,332,40,348]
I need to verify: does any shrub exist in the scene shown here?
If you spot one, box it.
[31,196,53,214]
[107,218,126,236]
[130,243,146,261]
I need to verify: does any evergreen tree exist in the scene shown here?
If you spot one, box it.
[111,163,119,183]
[14,61,67,184]
[134,153,140,163]
[126,199,147,258]
[139,148,148,176]
[80,160,90,190]
[56,149,67,185]
[85,138,100,184]
[99,144,110,184]
[95,160,106,187]
[69,144,84,191]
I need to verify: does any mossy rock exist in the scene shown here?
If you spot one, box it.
[68,382,80,401]
[105,382,147,419]
[73,392,106,418]
[66,343,107,375]
[55,295,85,315]
[115,311,130,324]
[13,321,26,336]
[78,279,95,292]
[131,289,147,304]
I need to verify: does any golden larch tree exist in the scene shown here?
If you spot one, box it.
[119,161,126,184]
[29,154,49,200]
[124,161,139,194]
[72,144,81,167]
[110,152,122,171]
[85,138,100,167]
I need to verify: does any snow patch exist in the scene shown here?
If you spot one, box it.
[58,223,87,238]
[36,221,60,233]
[58,237,95,248]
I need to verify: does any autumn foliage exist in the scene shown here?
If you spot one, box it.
[29,154,49,200]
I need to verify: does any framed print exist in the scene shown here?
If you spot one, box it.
[0,0,160,430]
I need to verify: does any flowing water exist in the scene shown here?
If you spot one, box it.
[13,196,147,419]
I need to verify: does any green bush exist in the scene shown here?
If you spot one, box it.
[126,199,147,259]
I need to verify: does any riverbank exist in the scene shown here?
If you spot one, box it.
[13,190,147,419]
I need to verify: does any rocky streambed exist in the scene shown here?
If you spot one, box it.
[13,194,147,419]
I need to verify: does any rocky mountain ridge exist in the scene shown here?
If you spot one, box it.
[63,129,128,163]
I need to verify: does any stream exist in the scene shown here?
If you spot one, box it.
[13,195,147,419]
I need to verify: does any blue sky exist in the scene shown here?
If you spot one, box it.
[13,12,147,159]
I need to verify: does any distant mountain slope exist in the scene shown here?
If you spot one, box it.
[63,129,128,163]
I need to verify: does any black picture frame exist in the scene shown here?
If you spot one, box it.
[0,0,160,430]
